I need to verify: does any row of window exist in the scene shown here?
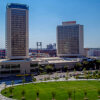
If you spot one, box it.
[0,70,20,74]
[0,64,20,69]
[30,63,38,67]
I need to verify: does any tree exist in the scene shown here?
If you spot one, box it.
[39,67,44,73]
[84,90,88,100]
[4,83,7,94]
[11,80,14,88]
[98,71,100,79]
[86,71,90,80]
[68,90,72,100]
[82,61,89,70]
[75,62,82,71]
[93,71,97,79]
[22,78,25,86]
[45,65,53,73]
[95,60,100,69]
[31,74,36,83]
[33,77,37,82]
[74,69,76,79]
[31,74,34,81]
[21,89,26,100]
[88,61,95,70]
[76,74,79,79]
[36,90,39,100]
[64,65,68,72]
[9,87,13,98]
[52,91,56,100]
[83,68,87,79]
[66,70,69,80]
[73,89,76,100]
[98,89,100,99]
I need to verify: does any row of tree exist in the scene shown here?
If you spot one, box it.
[75,60,100,71]
[3,84,100,100]
[31,60,100,75]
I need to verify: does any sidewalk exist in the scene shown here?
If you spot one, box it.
[0,83,16,100]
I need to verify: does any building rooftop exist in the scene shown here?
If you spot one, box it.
[62,21,76,25]
[32,57,79,64]
[0,59,30,63]
[0,57,80,64]
[7,3,29,10]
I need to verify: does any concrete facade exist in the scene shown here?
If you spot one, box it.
[57,21,84,57]
[6,3,29,60]
[0,57,79,77]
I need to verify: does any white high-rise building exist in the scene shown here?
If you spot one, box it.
[57,21,84,57]
[6,3,29,59]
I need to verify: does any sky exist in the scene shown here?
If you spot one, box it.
[0,0,100,48]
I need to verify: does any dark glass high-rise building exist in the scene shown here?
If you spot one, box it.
[6,3,29,59]
[57,21,84,57]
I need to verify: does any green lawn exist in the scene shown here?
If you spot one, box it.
[1,80,100,100]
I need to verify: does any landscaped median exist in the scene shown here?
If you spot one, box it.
[1,80,100,100]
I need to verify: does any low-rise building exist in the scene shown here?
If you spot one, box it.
[84,48,100,57]
[0,57,79,77]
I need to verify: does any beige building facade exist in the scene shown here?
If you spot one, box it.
[57,21,84,57]
[0,57,79,77]
[6,3,29,60]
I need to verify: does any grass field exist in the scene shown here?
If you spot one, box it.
[1,80,100,100]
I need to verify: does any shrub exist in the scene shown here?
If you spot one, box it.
[33,77,36,82]
[44,77,47,81]
[65,77,68,80]
[54,77,59,80]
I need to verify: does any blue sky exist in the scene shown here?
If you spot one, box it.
[0,0,100,48]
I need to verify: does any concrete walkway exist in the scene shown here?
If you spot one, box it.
[0,83,15,100]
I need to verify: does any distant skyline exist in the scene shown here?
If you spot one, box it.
[0,0,100,48]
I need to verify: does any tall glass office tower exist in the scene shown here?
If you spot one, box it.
[6,3,29,59]
[57,21,84,57]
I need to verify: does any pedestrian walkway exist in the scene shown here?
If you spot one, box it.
[0,83,15,100]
